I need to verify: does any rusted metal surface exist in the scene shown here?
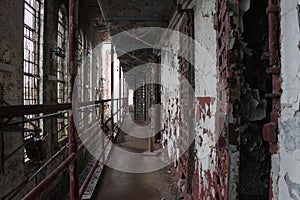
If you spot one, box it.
[263,0,281,154]
[264,0,281,198]
[79,152,102,198]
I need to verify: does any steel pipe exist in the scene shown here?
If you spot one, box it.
[110,43,114,141]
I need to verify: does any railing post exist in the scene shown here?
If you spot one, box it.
[101,101,104,126]
[100,101,104,163]
[110,43,114,141]
[68,0,79,199]
[119,65,121,123]
[123,76,125,116]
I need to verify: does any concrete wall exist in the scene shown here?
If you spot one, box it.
[0,0,26,198]
[278,0,300,199]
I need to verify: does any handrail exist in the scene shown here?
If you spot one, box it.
[0,96,127,199]
[1,112,66,128]
[22,153,76,200]
[79,139,110,198]
[103,105,126,125]
[1,100,113,162]
[0,99,111,118]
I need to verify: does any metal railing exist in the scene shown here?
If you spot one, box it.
[0,0,129,198]
[0,97,127,199]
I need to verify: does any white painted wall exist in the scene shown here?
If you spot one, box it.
[193,0,217,197]
[160,19,181,164]
[278,0,300,199]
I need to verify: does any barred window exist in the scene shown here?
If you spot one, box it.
[57,8,68,104]
[57,7,68,139]
[77,31,83,102]
[23,0,41,162]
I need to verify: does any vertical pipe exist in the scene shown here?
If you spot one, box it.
[101,102,104,126]
[267,0,279,66]
[110,43,114,141]
[68,0,79,199]
[265,1,280,198]
[264,0,280,148]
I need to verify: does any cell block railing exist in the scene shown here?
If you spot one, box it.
[0,97,127,200]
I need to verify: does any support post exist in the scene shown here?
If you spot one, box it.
[123,76,125,115]
[101,101,104,163]
[110,43,114,141]
[263,0,280,154]
[68,0,79,199]
[119,65,121,123]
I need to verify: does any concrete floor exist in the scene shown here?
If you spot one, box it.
[92,125,179,200]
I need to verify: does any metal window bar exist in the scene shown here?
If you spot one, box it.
[57,9,68,139]
[77,33,83,103]
[23,0,41,162]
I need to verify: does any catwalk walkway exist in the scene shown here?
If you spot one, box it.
[92,123,179,200]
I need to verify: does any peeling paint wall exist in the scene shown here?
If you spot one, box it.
[160,1,218,199]
[279,0,300,199]
[193,0,218,199]
[160,18,181,166]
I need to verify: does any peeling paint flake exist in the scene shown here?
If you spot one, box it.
[282,112,300,151]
